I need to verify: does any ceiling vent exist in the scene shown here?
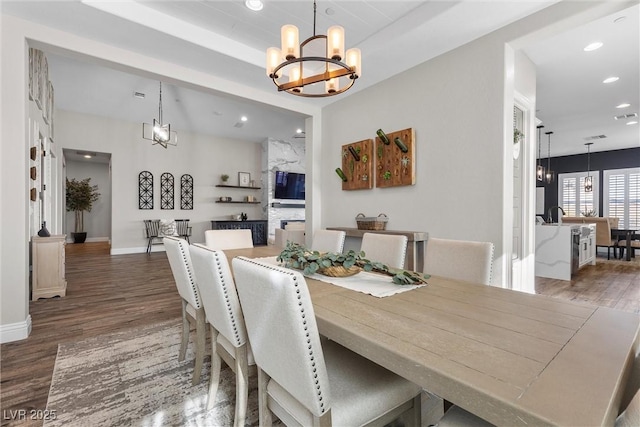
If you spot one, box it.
[584,135,607,141]
[133,91,145,99]
[233,122,245,128]
[614,112,638,120]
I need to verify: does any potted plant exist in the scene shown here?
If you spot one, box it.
[66,177,100,243]
[220,174,230,184]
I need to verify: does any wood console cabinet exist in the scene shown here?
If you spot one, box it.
[31,235,67,301]
[210,220,268,246]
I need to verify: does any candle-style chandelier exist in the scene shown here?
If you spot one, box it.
[584,142,593,192]
[536,125,545,181]
[266,0,361,97]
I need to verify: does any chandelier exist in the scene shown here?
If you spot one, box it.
[142,81,177,148]
[266,1,361,97]
[584,142,593,192]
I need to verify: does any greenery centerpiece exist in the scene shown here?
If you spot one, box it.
[66,177,100,243]
[277,242,428,285]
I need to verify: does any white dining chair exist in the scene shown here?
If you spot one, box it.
[360,232,408,269]
[189,244,255,426]
[204,229,253,250]
[274,228,305,248]
[311,229,346,253]
[232,256,422,427]
[163,236,206,385]
[424,237,494,285]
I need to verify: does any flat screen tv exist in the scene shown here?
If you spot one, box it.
[274,171,305,200]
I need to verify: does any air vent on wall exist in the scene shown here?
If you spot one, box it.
[133,91,145,99]
[584,135,607,141]
[614,112,638,120]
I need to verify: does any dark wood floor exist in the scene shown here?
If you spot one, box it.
[1,242,181,427]
[1,243,638,426]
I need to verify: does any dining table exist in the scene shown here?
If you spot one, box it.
[612,228,639,261]
[225,246,640,426]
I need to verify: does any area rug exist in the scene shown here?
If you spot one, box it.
[44,321,260,426]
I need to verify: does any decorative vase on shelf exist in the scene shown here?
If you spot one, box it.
[37,221,50,237]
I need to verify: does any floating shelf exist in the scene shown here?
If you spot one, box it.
[216,185,261,190]
[216,201,261,204]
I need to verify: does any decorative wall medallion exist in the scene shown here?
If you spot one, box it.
[161,173,175,210]
[138,171,153,209]
[180,174,194,210]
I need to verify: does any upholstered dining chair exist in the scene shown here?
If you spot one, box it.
[163,236,206,385]
[424,237,494,285]
[360,233,408,269]
[232,256,422,427]
[204,229,254,250]
[189,244,255,426]
[311,229,346,253]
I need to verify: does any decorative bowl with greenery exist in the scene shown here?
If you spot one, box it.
[221,174,230,183]
[581,209,598,217]
[277,242,428,285]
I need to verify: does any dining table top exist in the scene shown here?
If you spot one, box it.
[224,246,640,426]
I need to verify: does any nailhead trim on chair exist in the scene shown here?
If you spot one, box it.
[212,250,243,346]
[239,257,326,414]
[167,236,201,308]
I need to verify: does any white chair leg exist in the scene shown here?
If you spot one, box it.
[179,301,189,362]
[207,326,222,411]
[234,344,249,427]
[192,307,206,385]
[257,367,272,427]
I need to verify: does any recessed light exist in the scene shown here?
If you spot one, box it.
[241,116,248,122]
[296,128,303,134]
[84,154,92,159]
[603,76,619,84]
[245,0,263,11]
[614,16,626,24]
[627,121,638,125]
[583,42,603,51]
[616,103,631,109]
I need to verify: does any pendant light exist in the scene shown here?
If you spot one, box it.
[544,131,555,184]
[536,125,545,181]
[142,81,177,148]
[584,142,593,192]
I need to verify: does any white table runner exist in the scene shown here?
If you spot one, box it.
[252,256,424,298]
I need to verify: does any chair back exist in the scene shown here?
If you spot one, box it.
[204,229,254,250]
[360,233,408,269]
[189,244,248,348]
[144,219,160,238]
[232,257,331,418]
[164,236,201,309]
[424,237,494,285]
[617,388,640,427]
[174,219,191,238]
[312,230,346,253]
[274,228,305,248]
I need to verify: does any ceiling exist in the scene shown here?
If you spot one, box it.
[3,1,638,160]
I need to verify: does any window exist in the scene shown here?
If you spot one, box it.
[558,172,599,217]
[604,168,640,229]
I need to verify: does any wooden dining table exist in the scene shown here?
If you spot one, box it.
[225,246,640,426]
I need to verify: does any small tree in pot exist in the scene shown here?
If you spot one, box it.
[66,177,100,243]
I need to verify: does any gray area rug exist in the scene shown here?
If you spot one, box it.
[45,321,260,426]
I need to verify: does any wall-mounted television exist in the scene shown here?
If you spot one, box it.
[274,171,305,200]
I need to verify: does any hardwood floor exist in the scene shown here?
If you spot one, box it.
[1,242,181,426]
[536,251,640,314]
[1,243,638,426]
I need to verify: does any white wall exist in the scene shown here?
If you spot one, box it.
[56,110,265,253]
[65,159,111,241]
[321,36,508,285]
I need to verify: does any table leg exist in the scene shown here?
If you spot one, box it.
[626,231,632,262]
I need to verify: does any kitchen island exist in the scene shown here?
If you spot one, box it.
[535,223,595,280]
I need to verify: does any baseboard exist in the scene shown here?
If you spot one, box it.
[111,246,166,255]
[0,315,32,343]
[65,236,110,243]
